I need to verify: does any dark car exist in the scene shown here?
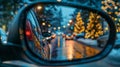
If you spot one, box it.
[97,35,109,48]
[63,33,74,40]
[75,33,84,39]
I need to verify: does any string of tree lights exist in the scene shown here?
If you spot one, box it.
[101,0,120,32]
[74,12,85,34]
[85,12,103,39]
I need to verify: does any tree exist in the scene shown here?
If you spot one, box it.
[74,12,85,34]
[85,12,103,39]
[0,0,24,31]
[34,5,63,34]
[101,0,120,32]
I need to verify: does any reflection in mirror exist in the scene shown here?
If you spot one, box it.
[25,4,109,61]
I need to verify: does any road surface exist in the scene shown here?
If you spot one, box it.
[50,36,100,60]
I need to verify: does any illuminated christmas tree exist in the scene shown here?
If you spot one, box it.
[85,12,103,39]
[101,0,120,32]
[74,12,85,34]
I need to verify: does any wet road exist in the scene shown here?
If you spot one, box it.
[50,36,100,60]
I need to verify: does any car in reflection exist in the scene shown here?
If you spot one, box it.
[97,35,108,48]
[43,34,56,43]
[0,28,7,44]
[63,33,74,40]
[75,33,84,39]
[25,10,52,59]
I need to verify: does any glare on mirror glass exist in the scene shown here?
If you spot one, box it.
[25,4,109,61]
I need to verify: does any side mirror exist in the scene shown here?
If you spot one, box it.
[15,1,116,66]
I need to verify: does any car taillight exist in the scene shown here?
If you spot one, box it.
[51,34,56,39]
[73,33,77,37]
[62,34,66,38]
[26,30,31,36]
[25,20,33,40]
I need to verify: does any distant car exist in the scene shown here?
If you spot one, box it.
[43,34,56,43]
[55,31,63,36]
[63,33,74,40]
[97,35,109,48]
[0,28,7,44]
[75,33,84,39]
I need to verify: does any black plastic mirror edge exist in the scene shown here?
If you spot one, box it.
[18,1,116,66]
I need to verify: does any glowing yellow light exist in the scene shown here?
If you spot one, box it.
[53,27,56,30]
[57,0,62,2]
[115,12,118,15]
[114,6,118,9]
[108,12,112,14]
[37,6,42,10]
[105,27,108,31]
[101,6,105,9]
[42,22,46,26]
[117,29,119,32]
[48,24,51,27]
[2,25,6,31]
[114,18,117,21]
[95,34,99,38]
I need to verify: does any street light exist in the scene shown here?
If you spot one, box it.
[114,6,118,9]
[48,31,51,33]
[53,27,56,30]
[42,22,46,26]
[105,27,108,31]
[69,20,72,23]
[57,0,62,2]
[58,27,61,30]
[37,5,42,10]
[48,24,51,27]
[114,18,117,21]
[63,25,66,28]
[67,23,70,26]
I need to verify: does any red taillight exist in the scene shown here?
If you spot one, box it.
[25,20,33,40]
[26,30,31,36]
[62,34,66,38]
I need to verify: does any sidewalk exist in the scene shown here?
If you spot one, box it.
[77,38,98,46]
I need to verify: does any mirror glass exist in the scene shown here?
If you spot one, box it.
[25,4,109,60]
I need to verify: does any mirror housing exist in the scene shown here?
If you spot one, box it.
[7,1,116,66]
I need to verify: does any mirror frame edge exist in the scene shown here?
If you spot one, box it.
[18,1,116,66]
